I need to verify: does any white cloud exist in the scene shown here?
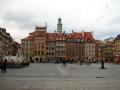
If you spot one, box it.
[0,0,120,43]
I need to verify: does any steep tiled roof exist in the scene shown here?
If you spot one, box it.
[72,32,82,39]
[24,35,33,41]
[22,31,95,42]
[84,32,94,42]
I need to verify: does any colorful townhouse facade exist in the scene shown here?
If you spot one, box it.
[0,27,20,61]
[21,18,96,63]
[114,34,120,63]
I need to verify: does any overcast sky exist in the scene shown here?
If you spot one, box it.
[0,0,120,43]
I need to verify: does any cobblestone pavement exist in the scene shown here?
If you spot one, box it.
[0,63,120,90]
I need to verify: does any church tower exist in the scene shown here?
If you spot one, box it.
[57,18,62,33]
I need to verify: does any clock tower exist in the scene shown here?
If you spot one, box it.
[57,18,62,33]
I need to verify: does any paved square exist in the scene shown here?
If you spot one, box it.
[0,63,120,90]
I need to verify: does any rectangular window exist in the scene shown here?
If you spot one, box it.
[41,51,44,55]
[38,51,40,55]
[52,52,54,55]
[52,47,54,50]
[35,51,37,55]
[42,46,44,49]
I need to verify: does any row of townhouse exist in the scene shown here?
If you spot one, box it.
[114,34,120,63]
[0,27,20,61]
[95,36,120,63]
[21,18,96,63]
[95,39,114,63]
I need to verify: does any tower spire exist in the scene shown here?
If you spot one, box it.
[57,17,62,33]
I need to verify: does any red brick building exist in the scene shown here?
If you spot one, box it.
[65,32,84,63]
[21,18,95,63]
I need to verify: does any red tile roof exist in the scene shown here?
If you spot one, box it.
[84,32,94,42]
[24,35,33,41]
[72,32,82,39]
[46,32,94,41]
[22,30,95,42]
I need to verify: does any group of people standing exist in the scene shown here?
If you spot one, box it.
[0,59,7,73]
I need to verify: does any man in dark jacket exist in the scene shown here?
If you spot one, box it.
[1,59,4,72]
[2,59,7,73]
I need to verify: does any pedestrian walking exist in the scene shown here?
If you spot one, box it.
[1,59,4,72]
[64,60,66,67]
[80,60,82,65]
[2,59,7,73]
